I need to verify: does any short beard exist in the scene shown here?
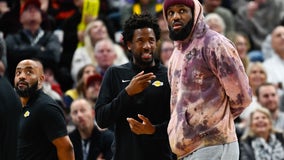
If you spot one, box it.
[169,19,194,41]
[138,58,154,66]
[132,52,155,68]
[16,81,38,98]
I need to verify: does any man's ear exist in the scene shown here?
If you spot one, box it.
[126,41,131,51]
[38,74,45,86]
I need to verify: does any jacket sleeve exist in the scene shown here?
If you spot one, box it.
[208,37,252,118]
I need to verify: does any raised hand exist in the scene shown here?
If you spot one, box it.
[125,71,156,96]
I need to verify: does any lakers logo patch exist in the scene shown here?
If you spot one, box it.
[24,111,30,117]
[152,80,163,87]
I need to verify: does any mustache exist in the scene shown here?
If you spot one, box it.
[172,21,183,26]
[16,80,29,86]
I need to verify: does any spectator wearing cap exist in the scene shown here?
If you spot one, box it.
[5,0,61,86]
[20,0,56,31]
[0,0,55,38]
[64,64,98,111]
[85,73,102,106]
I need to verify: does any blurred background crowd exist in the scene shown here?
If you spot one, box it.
[1,0,284,159]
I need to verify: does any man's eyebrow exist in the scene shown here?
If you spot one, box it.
[16,66,34,70]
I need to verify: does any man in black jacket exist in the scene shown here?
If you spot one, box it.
[95,13,174,160]
[0,33,21,160]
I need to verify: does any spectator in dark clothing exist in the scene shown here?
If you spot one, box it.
[5,0,61,85]
[69,98,114,160]
[0,34,21,160]
[239,107,284,160]
[0,0,56,38]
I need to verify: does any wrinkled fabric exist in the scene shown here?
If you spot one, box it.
[165,0,252,158]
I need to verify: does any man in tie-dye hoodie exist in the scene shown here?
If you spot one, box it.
[163,0,252,159]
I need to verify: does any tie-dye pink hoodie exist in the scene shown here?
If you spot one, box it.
[164,0,252,158]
